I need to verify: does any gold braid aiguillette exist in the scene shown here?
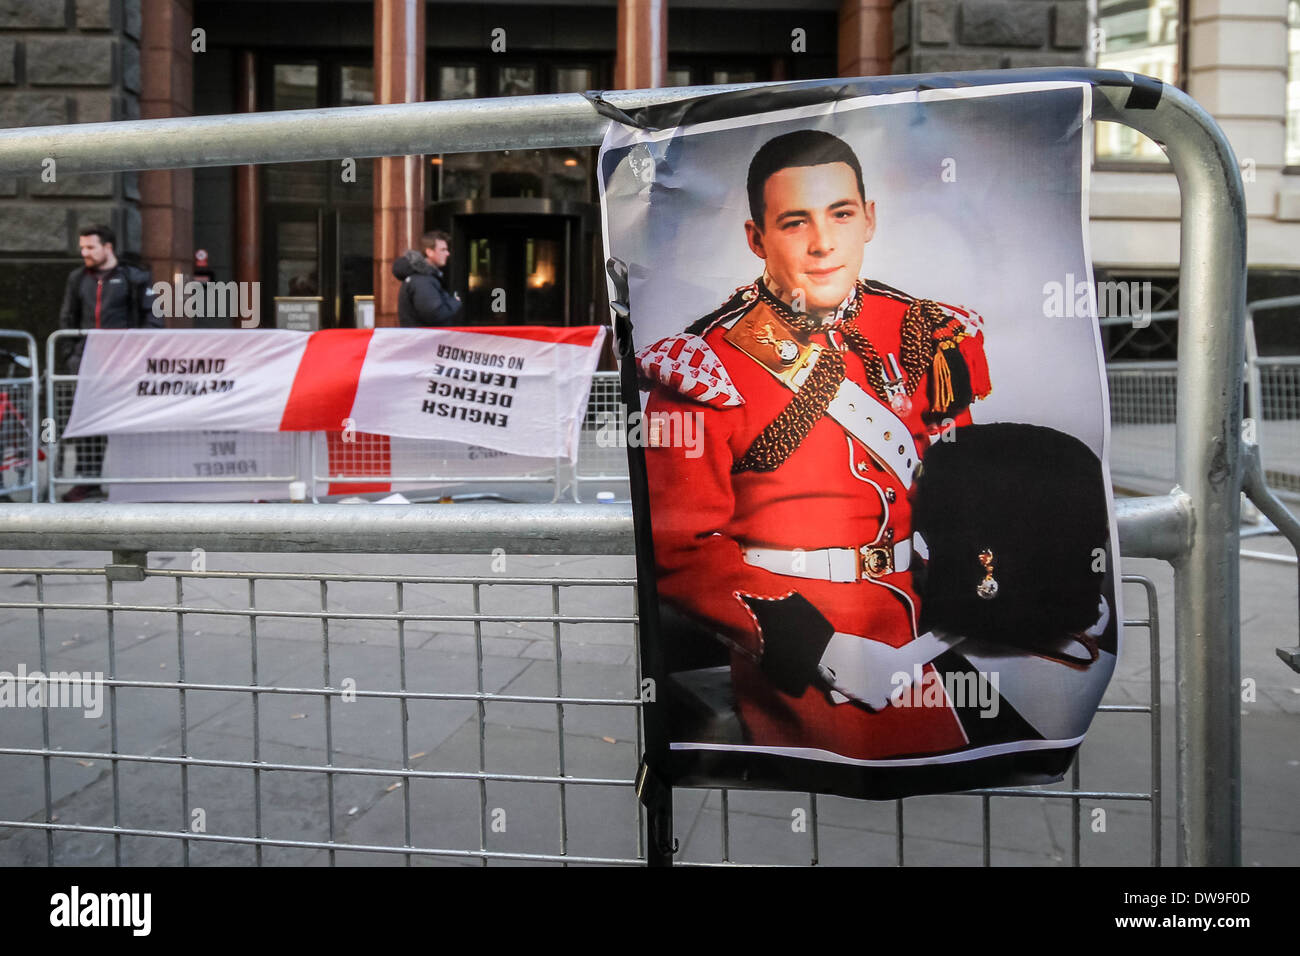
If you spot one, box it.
[732,347,846,474]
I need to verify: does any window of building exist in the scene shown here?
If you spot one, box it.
[272,63,319,111]
[554,66,593,94]
[340,65,373,106]
[1288,0,1300,167]
[261,58,375,328]
[498,66,537,97]
[1095,0,1181,162]
[711,69,758,85]
[437,65,479,100]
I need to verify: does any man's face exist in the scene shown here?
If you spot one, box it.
[744,162,875,311]
[78,235,111,269]
[424,239,450,270]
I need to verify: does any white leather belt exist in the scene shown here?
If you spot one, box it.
[742,540,912,583]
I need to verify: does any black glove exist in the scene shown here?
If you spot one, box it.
[740,592,835,697]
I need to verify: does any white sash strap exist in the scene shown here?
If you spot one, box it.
[823,376,917,489]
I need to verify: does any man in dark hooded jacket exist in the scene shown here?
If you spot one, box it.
[59,224,161,372]
[391,231,464,327]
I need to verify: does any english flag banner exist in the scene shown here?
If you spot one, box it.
[63,330,307,437]
[63,326,607,461]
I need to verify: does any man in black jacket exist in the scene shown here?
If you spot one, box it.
[59,224,162,371]
[391,230,464,327]
[57,224,161,501]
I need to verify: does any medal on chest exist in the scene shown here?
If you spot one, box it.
[883,352,912,418]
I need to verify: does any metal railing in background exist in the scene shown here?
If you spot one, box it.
[0,331,40,504]
[1104,297,1300,500]
[3,66,1296,864]
[572,372,629,503]
[1245,296,1300,501]
[44,332,568,504]
[1107,359,1179,490]
[308,430,563,504]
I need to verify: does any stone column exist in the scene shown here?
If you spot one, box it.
[614,0,667,89]
[138,0,195,325]
[233,51,259,293]
[839,0,894,77]
[373,0,425,328]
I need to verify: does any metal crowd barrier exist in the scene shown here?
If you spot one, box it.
[45,330,305,502]
[308,431,564,504]
[2,66,1297,865]
[1245,296,1300,501]
[44,330,567,504]
[0,330,40,504]
[0,504,1162,865]
[1104,297,1300,501]
[572,372,630,503]
[1106,359,1178,491]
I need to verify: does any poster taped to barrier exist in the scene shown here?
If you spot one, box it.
[599,80,1122,800]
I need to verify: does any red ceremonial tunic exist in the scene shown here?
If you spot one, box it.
[638,278,990,761]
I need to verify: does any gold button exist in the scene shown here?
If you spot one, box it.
[883,430,891,441]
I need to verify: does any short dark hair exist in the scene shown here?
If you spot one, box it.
[746,130,865,228]
[421,230,451,251]
[78,224,116,248]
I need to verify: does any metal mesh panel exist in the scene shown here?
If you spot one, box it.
[1107,362,1178,489]
[573,372,630,502]
[0,331,40,503]
[46,332,303,502]
[0,553,1161,866]
[1258,358,1300,499]
[310,431,560,503]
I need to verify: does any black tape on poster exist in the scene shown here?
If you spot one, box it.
[587,67,1165,135]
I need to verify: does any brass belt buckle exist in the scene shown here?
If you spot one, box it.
[859,543,894,579]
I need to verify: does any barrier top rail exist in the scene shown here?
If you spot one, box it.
[0,66,1292,867]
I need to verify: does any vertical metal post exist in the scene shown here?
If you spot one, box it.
[1103,82,1247,865]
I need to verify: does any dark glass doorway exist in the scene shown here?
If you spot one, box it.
[435,200,597,328]
[461,215,565,326]
[260,57,374,328]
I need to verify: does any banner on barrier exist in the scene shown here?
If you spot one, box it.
[63,326,607,460]
[103,431,301,503]
[600,80,1121,799]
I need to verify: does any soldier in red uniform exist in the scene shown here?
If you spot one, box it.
[635,129,993,761]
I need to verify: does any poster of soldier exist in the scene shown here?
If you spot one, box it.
[599,80,1123,800]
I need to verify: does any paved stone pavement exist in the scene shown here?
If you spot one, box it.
[0,523,1295,867]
